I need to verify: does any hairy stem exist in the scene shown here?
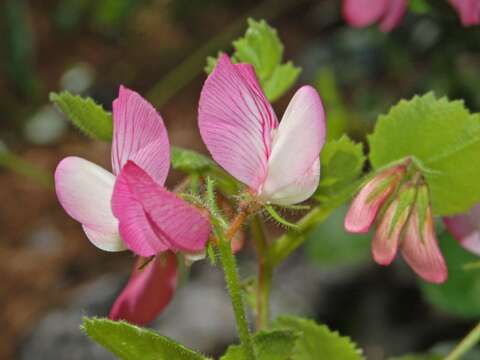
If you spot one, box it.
[251,215,272,330]
[445,322,480,360]
[216,222,256,360]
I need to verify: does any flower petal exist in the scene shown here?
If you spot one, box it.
[345,166,404,233]
[343,0,388,28]
[112,161,211,257]
[444,204,480,255]
[55,156,125,251]
[109,252,178,325]
[379,0,407,32]
[198,54,278,191]
[371,197,406,265]
[259,86,325,205]
[449,0,480,26]
[401,207,447,283]
[111,85,170,185]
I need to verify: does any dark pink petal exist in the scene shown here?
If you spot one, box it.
[449,0,480,26]
[111,86,170,185]
[371,198,405,266]
[379,0,408,32]
[401,207,447,283]
[259,86,325,205]
[109,252,178,326]
[55,156,125,251]
[198,54,278,192]
[345,166,404,233]
[112,161,211,257]
[343,0,388,28]
[444,204,480,255]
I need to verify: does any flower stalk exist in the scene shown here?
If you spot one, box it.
[445,322,480,360]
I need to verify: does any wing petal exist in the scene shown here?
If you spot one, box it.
[198,54,278,191]
[112,86,170,185]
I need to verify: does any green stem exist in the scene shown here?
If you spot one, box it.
[217,226,256,360]
[251,215,272,330]
[146,0,310,107]
[445,323,480,360]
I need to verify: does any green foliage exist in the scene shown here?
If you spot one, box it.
[389,354,442,360]
[421,233,480,317]
[50,91,113,141]
[408,0,431,14]
[82,318,209,360]
[171,146,214,173]
[368,93,480,215]
[221,330,298,360]
[305,205,370,267]
[316,135,366,202]
[205,18,301,102]
[272,316,364,360]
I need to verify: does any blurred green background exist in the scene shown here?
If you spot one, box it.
[2,1,480,359]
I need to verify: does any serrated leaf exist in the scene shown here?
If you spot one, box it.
[368,93,480,215]
[421,233,480,318]
[316,135,365,201]
[50,91,113,141]
[221,329,298,360]
[272,316,364,360]
[205,18,301,102]
[82,317,209,360]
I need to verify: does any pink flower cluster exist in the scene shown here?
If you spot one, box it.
[55,54,326,325]
[343,0,480,32]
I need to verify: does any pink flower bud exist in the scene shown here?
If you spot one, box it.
[444,204,480,256]
[345,165,405,234]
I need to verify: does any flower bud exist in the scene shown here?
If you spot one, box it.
[345,165,405,233]
[444,204,480,256]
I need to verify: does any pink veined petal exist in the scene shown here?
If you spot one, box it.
[198,54,278,191]
[345,166,403,233]
[259,86,325,205]
[401,207,448,284]
[444,204,480,255]
[54,156,125,251]
[109,252,178,326]
[343,0,388,27]
[449,0,480,26]
[111,85,170,185]
[379,0,408,32]
[371,197,407,266]
[112,161,211,257]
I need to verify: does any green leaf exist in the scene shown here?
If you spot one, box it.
[171,146,214,173]
[272,316,364,360]
[205,18,301,102]
[421,232,480,318]
[50,91,113,141]
[221,329,298,360]
[316,135,366,201]
[82,317,209,360]
[368,93,480,215]
[408,0,431,14]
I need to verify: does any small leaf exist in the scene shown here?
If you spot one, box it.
[421,233,480,318]
[171,146,214,173]
[50,91,113,141]
[316,135,366,202]
[272,316,364,360]
[221,329,298,360]
[82,317,209,360]
[369,93,480,215]
[205,18,301,102]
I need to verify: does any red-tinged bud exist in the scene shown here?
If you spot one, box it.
[401,201,448,284]
[372,184,415,266]
[109,252,178,325]
[444,204,480,256]
[345,165,405,234]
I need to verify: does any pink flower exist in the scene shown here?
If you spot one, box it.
[345,165,405,233]
[342,0,407,32]
[444,204,480,255]
[449,0,480,26]
[198,54,326,206]
[55,86,211,324]
[110,252,178,326]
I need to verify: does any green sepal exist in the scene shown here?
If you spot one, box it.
[388,185,416,236]
[415,184,430,240]
[264,204,299,230]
